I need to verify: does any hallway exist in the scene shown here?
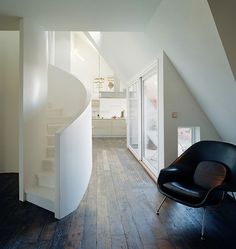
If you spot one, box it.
[1,138,236,249]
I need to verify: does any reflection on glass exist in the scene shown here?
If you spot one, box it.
[143,73,158,172]
[128,83,139,155]
[178,128,193,156]
[178,127,200,156]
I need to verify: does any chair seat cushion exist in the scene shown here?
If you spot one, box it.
[163,181,206,199]
[193,161,226,189]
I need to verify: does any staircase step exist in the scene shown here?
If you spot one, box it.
[26,186,55,212]
[46,146,55,158]
[47,116,73,124]
[47,135,55,146]
[36,171,55,188]
[47,102,53,109]
[47,108,63,117]
[42,159,55,171]
[47,124,64,135]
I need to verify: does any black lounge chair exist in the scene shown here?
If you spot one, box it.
[156,140,236,240]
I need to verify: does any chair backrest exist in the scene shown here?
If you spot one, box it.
[177,141,236,191]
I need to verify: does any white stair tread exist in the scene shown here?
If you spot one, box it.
[42,160,55,171]
[46,146,55,155]
[47,107,62,111]
[26,186,55,201]
[47,135,55,146]
[47,108,63,112]
[47,124,64,135]
[47,116,73,124]
[36,171,55,188]
[42,158,54,163]
[47,146,55,149]
[48,124,64,128]
[37,171,55,177]
[42,158,55,166]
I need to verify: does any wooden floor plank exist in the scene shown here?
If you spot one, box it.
[1,139,236,249]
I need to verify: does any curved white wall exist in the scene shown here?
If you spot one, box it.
[48,64,87,116]
[55,102,92,219]
[48,64,92,219]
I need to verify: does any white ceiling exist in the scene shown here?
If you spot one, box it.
[86,32,158,83]
[0,0,162,30]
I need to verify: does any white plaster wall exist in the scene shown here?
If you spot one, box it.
[162,52,220,166]
[48,65,87,116]
[71,32,114,93]
[54,32,71,72]
[21,19,48,189]
[99,98,127,119]
[0,31,19,172]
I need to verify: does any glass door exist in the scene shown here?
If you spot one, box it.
[142,68,158,176]
[127,80,141,159]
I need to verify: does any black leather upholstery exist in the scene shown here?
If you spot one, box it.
[163,182,206,199]
[157,141,236,208]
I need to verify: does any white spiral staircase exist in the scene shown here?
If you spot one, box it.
[25,65,92,219]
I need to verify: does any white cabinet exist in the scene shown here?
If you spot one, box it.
[92,119,126,137]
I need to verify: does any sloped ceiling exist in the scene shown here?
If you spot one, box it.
[0,0,161,31]
[208,0,236,81]
[88,0,236,143]
[86,32,159,83]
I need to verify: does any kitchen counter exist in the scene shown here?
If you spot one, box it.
[92,118,126,137]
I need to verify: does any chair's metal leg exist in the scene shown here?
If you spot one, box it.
[201,207,207,240]
[156,196,167,215]
[222,191,226,201]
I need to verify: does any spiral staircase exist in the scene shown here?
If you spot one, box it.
[25,65,92,219]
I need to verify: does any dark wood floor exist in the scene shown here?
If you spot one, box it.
[1,138,236,249]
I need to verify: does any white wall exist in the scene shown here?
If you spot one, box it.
[20,18,48,190]
[54,32,71,72]
[0,31,19,172]
[71,32,114,93]
[99,98,126,119]
[161,52,220,166]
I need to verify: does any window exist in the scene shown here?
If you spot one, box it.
[178,127,200,156]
